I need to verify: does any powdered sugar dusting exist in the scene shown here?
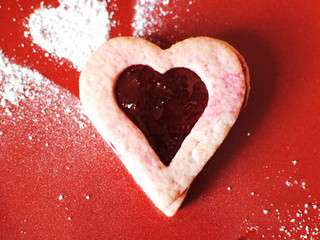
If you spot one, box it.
[27,0,111,70]
[241,161,319,240]
[0,50,88,128]
[132,0,172,37]
[0,52,48,108]
[0,47,115,224]
[0,48,114,189]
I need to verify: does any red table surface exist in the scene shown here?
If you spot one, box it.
[1,1,320,239]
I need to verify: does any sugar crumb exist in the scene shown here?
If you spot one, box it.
[58,194,64,201]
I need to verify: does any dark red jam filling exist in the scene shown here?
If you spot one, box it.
[115,65,208,166]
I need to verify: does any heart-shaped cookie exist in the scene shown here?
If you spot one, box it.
[80,37,249,217]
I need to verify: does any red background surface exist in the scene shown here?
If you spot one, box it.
[1,0,320,239]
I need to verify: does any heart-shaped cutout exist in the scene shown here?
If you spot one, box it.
[115,65,209,166]
[80,37,249,216]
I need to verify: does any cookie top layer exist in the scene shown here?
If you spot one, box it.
[80,37,249,216]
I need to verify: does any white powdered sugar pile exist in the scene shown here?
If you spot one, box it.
[27,0,111,70]
[132,0,172,36]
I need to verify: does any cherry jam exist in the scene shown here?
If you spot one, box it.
[115,65,208,166]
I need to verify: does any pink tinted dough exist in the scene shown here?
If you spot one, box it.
[79,37,249,216]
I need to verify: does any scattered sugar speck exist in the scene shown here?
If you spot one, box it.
[5,108,12,116]
[262,209,270,215]
[285,180,293,187]
[58,194,64,201]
